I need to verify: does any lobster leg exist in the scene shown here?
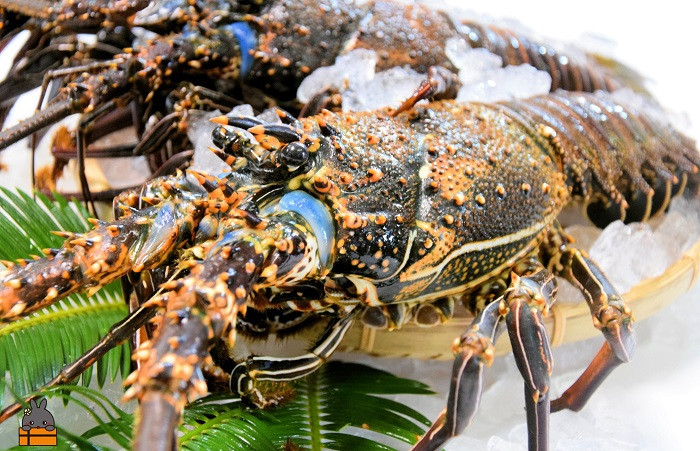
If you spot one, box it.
[412,298,504,451]
[504,261,556,451]
[230,307,357,408]
[133,84,242,156]
[414,259,556,451]
[76,97,126,214]
[545,229,635,413]
[551,342,623,413]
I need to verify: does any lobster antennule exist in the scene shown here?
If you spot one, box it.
[126,236,270,448]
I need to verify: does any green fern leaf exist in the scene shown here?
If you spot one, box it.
[0,189,129,406]
[77,362,432,450]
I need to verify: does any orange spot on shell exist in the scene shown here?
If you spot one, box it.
[368,168,384,182]
[343,213,365,229]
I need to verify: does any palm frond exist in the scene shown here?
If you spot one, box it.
[0,189,129,405]
[73,362,433,450]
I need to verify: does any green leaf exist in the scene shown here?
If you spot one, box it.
[0,189,129,406]
[75,362,433,450]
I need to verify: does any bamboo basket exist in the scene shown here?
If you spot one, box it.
[335,239,700,360]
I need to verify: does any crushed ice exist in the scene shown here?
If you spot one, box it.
[298,49,426,112]
[297,40,552,111]
[557,196,700,303]
[187,109,230,175]
[297,49,378,104]
[444,37,552,102]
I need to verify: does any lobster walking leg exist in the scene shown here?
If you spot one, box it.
[231,307,357,408]
[504,262,556,451]
[544,228,635,412]
[75,97,127,214]
[132,85,243,157]
[550,342,623,413]
[412,299,504,451]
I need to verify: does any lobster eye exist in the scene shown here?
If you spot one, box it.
[278,142,309,170]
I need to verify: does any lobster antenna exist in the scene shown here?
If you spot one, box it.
[0,99,76,151]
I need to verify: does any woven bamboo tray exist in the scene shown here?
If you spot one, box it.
[335,239,700,360]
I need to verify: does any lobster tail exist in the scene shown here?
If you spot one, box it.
[497,91,699,228]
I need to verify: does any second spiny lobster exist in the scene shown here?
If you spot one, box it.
[0,0,633,205]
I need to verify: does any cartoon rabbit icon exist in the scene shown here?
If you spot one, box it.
[21,398,54,431]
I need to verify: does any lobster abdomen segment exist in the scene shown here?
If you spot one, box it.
[456,20,619,93]
[498,92,700,227]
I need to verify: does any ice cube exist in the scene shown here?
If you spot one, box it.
[457,64,552,103]
[256,108,283,124]
[297,49,377,103]
[445,37,502,79]
[588,221,673,294]
[229,104,255,117]
[343,66,425,112]
[188,109,230,174]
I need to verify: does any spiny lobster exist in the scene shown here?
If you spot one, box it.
[1,1,699,450]
[0,86,698,449]
[0,0,629,205]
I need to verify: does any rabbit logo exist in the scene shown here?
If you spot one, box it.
[18,398,57,446]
